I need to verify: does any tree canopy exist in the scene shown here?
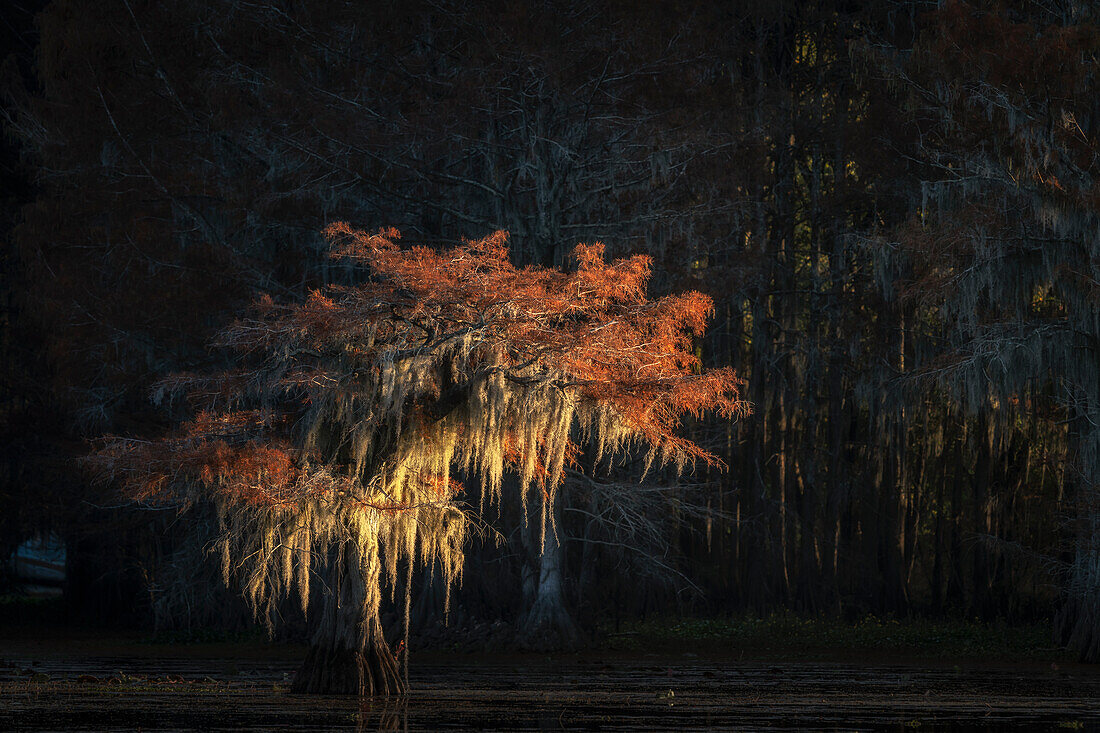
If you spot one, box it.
[91,224,747,694]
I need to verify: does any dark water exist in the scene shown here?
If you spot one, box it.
[3,652,1099,731]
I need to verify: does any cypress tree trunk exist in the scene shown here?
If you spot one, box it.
[1055,420,1100,663]
[1056,507,1100,662]
[292,542,405,696]
[518,491,580,651]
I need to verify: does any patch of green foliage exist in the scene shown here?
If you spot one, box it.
[601,612,1063,661]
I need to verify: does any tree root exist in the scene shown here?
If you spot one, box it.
[291,641,406,696]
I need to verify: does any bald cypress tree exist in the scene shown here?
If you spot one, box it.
[878,0,1100,658]
[92,225,748,695]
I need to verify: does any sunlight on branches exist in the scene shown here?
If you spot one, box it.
[90,225,748,636]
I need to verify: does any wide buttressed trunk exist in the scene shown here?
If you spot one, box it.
[292,542,406,696]
[1056,520,1100,662]
[292,614,404,696]
[1056,431,1100,663]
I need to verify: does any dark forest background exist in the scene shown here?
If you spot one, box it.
[3,0,1100,660]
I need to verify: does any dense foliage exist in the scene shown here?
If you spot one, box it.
[3,0,1099,669]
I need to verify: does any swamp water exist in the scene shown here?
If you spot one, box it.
[2,650,1100,731]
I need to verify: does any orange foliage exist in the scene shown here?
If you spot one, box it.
[315,225,747,464]
[93,225,749,510]
[912,1,1100,209]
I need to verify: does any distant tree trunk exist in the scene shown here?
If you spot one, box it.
[1056,509,1100,662]
[408,563,449,633]
[293,541,404,696]
[970,410,993,619]
[518,491,580,651]
[1055,418,1100,662]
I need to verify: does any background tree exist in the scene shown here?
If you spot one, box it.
[93,224,747,695]
[872,0,1100,658]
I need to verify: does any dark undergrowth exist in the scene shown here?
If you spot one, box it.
[0,594,66,627]
[600,612,1065,663]
[0,595,1072,664]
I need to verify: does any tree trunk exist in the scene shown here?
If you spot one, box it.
[1056,505,1100,662]
[518,491,580,651]
[1055,419,1100,662]
[292,542,405,696]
